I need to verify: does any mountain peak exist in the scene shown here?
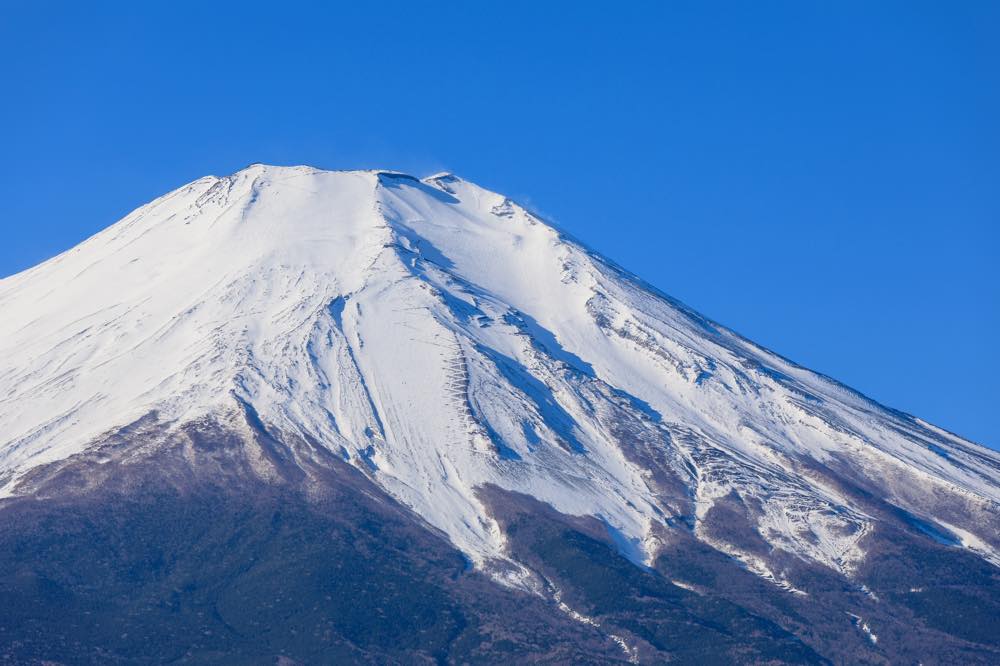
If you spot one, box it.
[1,165,998,585]
[4,164,1000,661]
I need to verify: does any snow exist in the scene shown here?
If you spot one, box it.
[551,586,640,663]
[847,612,879,644]
[1,163,999,581]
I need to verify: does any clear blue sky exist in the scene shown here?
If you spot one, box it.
[2,2,997,447]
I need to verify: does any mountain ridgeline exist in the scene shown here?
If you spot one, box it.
[1,165,998,664]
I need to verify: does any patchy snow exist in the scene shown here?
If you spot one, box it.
[933,519,1000,567]
[847,612,879,645]
[551,586,639,663]
[1,164,999,580]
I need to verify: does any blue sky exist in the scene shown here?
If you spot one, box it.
[1,2,997,447]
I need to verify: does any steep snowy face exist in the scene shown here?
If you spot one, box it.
[1,165,998,585]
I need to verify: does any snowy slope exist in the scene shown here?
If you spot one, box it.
[2,164,998,587]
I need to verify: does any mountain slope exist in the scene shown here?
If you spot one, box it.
[1,164,998,663]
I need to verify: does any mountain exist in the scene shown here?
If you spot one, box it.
[1,164,997,664]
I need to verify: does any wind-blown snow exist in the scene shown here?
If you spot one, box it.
[2,164,998,579]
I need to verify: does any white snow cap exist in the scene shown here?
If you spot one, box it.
[1,164,998,576]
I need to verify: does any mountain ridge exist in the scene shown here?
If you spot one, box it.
[1,164,999,662]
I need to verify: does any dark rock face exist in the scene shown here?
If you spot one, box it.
[0,487,637,664]
[481,487,1000,665]
[0,417,622,665]
[1,414,998,664]
[480,487,826,665]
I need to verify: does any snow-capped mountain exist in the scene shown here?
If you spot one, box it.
[1,165,998,664]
